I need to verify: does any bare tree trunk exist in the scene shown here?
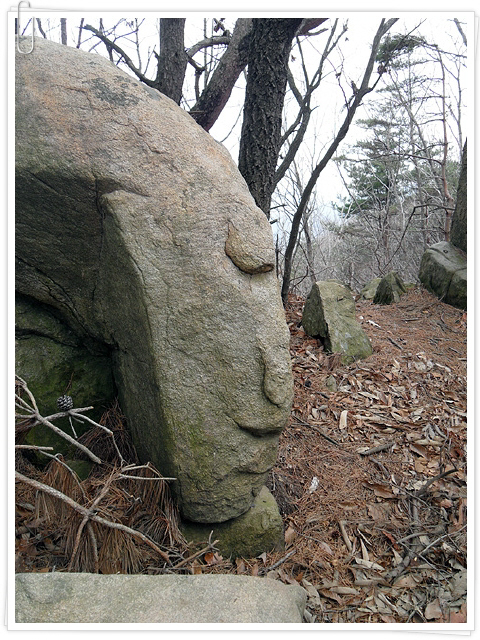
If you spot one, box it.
[450,139,467,253]
[189,19,253,131]
[303,212,316,285]
[238,18,303,217]
[155,19,187,104]
[437,50,455,240]
[60,18,67,45]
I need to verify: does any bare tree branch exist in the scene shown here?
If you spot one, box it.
[281,18,398,303]
[84,24,158,89]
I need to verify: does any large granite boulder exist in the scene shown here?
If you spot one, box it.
[15,38,293,525]
[302,280,372,364]
[419,241,467,310]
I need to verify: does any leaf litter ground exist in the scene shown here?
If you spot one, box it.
[15,287,467,623]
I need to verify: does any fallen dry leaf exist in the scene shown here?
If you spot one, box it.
[285,525,296,547]
[424,598,443,619]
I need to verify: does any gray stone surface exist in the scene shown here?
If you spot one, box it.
[15,573,307,623]
[302,280,372,364]
[419,241,467,309]
[15,38,293,524]
[181,486,284,559]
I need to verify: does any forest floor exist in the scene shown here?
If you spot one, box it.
[261,287,468,623]
[15,287,468,624]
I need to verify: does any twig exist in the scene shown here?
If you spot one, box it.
[417,524,467,557]
[358,441,395,456]
[413,468,458,497]
[87,522,99,573]
[173,536,220,569]
[118,474,176,481]
[15,445,54,451]
[67,469,118,571]
[387,337,403,350]
[338,520,353,553]
[117,462,176,482]
[293,419,341,446]
[71,412,126,465]
[260,549,296,574]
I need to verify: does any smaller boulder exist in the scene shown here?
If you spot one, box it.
[419,241,466,309]
[373,271,407,305]
[181,486,283,559]
[302,280,372,364]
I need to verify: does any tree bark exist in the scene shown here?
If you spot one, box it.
[238,18,303,218]
[450,139,467,253]
[156,19,187,104]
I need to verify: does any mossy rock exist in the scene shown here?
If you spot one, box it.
[419,241,467,310]
[16,296,116,459]
[360,277,382,300]
[181,486,284,559]
[302,280,372,365]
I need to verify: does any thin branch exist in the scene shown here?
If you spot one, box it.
[172,537,219,569]
[83,24,158,89]
[259,549,296,574]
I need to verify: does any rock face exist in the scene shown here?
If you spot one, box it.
[419,241,467,310]
[15,38,293,524]
[15,573,307,623]
[373,271,407,305]
[302,281,372,364]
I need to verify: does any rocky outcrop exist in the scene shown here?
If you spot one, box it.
[419,241,466,310]
[373,271,408,305]
[15,573,307,623]
[302,281,372,364]
[15,38,293,525]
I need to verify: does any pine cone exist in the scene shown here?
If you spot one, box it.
[57,395,73,411]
